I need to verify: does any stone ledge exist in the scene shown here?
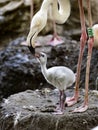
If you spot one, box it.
[0,89,98,130]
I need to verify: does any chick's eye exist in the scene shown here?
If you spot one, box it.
[41,54,44,57]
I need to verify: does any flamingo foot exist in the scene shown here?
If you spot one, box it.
[47,36,64,46]
[52,103,64,115]
[21,41,28,46]
[72,103,88,113]
[52,109,64,115]
[35,41,41,47]
[21,41,40,47]
[66,96,78,106]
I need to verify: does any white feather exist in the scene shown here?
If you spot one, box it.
[38,52,75,91]
[92,24,98,48]
[92,126,98,130]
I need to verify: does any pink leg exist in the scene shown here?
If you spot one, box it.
[73,0,94,112]
[53,90,66,115]
[66,0,87,106]
[47,20,64,46]
[30,0,34,20]
[73,37,94,112]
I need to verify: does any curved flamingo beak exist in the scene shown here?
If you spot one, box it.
[28,45,35,55]
[27,34,35,55]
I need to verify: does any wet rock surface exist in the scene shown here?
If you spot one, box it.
[0,35,98,97]
[0,37,45,97]
[0,89,98,130]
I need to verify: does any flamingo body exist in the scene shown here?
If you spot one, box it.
[52,0,70,24]
[27,9,48,48]
[42,66,75,90]
[27,0,71,53]
[42,66,75,91]
[37,52,75,90]
[93,24,98,48]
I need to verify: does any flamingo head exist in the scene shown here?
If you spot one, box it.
[35,52,47,65]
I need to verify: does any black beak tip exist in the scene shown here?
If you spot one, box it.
[28,45,35,55]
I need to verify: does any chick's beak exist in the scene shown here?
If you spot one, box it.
[35,53,40,58]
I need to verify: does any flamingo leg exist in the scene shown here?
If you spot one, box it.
[73,0,94,113]
[73,37,94,112]
[60,90,66,111]
[53,90,66,114]
[47,20,64,46]
[66,0,87,106]
[30,0,34,20]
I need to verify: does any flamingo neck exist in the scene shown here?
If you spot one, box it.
[40,0,53,12]
[53,0,71,24]
[40,63,48,78]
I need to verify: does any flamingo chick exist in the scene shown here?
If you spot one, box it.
[36,52,75,114]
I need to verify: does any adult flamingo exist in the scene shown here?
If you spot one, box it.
[26,0,70,54]
[27,0,94,113]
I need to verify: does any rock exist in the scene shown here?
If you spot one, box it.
[0,89,98,130]
[0,35,98,98]
[0,0,42,45]
[0,37,46,97]
[0,1,23,15]
[0,35,77,97]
